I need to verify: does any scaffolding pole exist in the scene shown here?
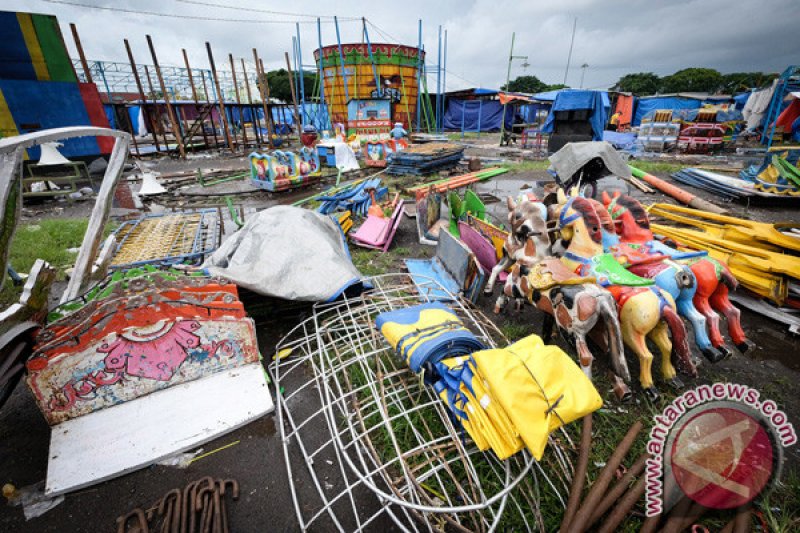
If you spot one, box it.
[146,35,185,158]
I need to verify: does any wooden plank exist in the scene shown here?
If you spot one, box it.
[45,363,273,496]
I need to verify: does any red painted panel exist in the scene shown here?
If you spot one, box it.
[78,82,113,154]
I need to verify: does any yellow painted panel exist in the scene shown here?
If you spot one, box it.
[16,13,50,81]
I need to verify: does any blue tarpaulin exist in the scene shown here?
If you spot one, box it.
[632,97,701,126]
[442,99,513,132]
[541,90,608,141]
[734,92,751,110]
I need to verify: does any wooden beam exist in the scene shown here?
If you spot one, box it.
[143,65,169,150]
[199,72,220,148]
[206,42,235,153]
[146,35,185,158]
[240,58,262,147]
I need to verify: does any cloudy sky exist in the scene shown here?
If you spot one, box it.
[7,0,800,91]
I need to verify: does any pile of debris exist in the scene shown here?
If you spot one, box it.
[387,142,465,175]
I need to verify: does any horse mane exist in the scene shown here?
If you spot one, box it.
[570,197,602,243]
[587,198,615,233]
[617,195,650,229]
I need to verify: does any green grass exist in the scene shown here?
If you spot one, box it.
[1,218,116,306]
[501,159,551,173]
[627,160,684,175]
[446,132,481,140]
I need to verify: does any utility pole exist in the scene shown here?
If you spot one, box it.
[563,17,577,86]
[580,63,589,88]
[499,32,528,146]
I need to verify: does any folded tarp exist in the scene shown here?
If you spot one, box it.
[435,334,602,460]
[376,302,485,372]
[203,205,364,302]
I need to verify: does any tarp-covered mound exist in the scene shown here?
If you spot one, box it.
[203,206,363,302]
[549,140,632,181]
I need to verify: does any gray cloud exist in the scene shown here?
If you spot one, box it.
[7,0,799,92]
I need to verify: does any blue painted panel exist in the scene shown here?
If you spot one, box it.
[0,79,101,158]
[0,12,37,80]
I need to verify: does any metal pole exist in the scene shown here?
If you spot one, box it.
[229,53,248,148]
[295,24,307,128]
[415,19,422,133]
[146,35,185,158]
[206,42,235,153]
[334,16,350,103]
[143,65,168,150]
[436,25,442,132]
[362,18,382,98]
[285,52,302,138]
[442,29,448,131]
[563,17,577,86]
[124,39,160,152]
[69,23,93,84]
[317,18,325,106]
[580,63,588,88]
[500,32,515,144]
[183,49,210,148]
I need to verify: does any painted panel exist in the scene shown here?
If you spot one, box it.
[78,83,114,154]
[16,12,50,80]
[0,88,21,140]
[31,14,76,82]
[0,11,37,80]
[0,79,101,158]
[28,317,259,425]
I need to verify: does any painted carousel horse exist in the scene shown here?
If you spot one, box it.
[588,197,726,364]
[485,196,631,398]
[603,192,747,354]
[553,195,697,398]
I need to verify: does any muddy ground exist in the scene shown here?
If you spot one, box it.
[2,143,799,531]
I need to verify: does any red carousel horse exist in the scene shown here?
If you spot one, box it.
[602,192,747,354]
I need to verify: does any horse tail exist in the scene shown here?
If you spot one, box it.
[661,304,695,376]
[597,291,630,382]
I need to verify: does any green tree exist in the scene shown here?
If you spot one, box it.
[502,75,549,94]
[611,72,661,95]
[258,69,316,103]
[720,71,779,93]
[660,68,723,93]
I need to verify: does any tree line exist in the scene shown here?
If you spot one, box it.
[611,68,778,95]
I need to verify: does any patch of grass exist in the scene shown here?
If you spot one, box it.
[500,322,536,342]
[763,469,800,532]
[501,159,551,173]
[446,132,481,140]
[1,218,116,307]
[628,160,684,175]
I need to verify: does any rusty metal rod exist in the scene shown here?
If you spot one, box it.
[568,420,643,533]
[69,23,92,84]
[206,42,235,153]
[284,51,302,138]
[252,49,274,148]
[240,58,262,147]
[228,53,248,148]
[124,39,160,151]
[146,35,186,159]
[560,414,593,532]
[589,453,649,526]
[597,475,647,533]
[183,49,210,148]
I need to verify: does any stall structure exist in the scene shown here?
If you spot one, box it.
[314,43,424,132]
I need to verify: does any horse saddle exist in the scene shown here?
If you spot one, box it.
[527,258,596,290]
[586,253,654,287]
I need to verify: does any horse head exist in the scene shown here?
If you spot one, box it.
[505,195,550,252]
[602,191,654,244]
[586,197,621,250]
[553,195,604,258]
